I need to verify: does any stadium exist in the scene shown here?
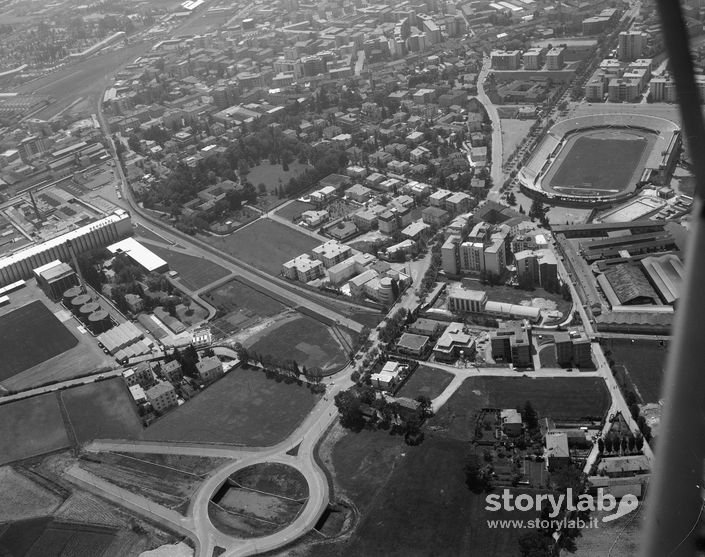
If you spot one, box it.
[518,114,681,206]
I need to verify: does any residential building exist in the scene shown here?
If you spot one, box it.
[282,254,325,282]
[447,284,487,313]
[396,333,430,356]
[146,381,178,413]
[196,355,224,384]
[433,322,476,362]
[514,249,558,289]
[371,361,405,391]
[421,206,450,227]
[491,50,521,70]
[618,31,648,61]
[501,409,523,437]
[312,240,352,268]
[546,47,565,70]
[490,323,533,367]
[523,47,545,70]
[161,360,183,383]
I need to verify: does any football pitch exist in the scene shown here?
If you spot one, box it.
[0,301,78,381]
[546,131,651,194]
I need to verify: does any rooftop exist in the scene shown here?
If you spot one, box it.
[108,237,168,273]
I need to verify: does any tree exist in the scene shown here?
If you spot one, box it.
[506,191,517,205]
[234,342,249,364]
[203,347,215,358]
[604,435,613,453]
[127,134,141,153]
[523,401,539,432]
[334,389,364,431]
[597,437,605,453]
[635,434,644,450]
[416,395,432,416]
[183,297,193,316]
[518,530,553,557]
[465,452,489,493]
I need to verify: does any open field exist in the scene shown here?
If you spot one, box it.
[0,394,70,465]
[144,367,319,446]
[0,516,117,557]
[0,467,63,521]
[203,278,288,338]
[61,379,144,443]
[142,242,231,291]
[314,434,533,557]
[247,315,350,373]
[275,200,315,221]
[248,161,309,194]
[433,377,609,436]
[501,118,534,164]
[396,366,454,400]
[134,223,171,245]
[546,130,651,193]
[0,286,114,392]
[538,344,558,368]
[206,219,320,275]
[607,338,667,404]
[210,463,308,538]
[0,301,78,381]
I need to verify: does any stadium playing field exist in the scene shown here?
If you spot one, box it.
[0,301,78,381]
[546,130,652,194]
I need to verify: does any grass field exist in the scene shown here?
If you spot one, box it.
[248,162,309,194]
[396,366,454,400]
[141,243,231,291]
[61,379,144,443]
[247,315,349,373]
[607,338,667,404]
[0,301,78,381]
[538,344,558,368]
[547,131,650,193]
[0,516,117,557]
[203,278,287,338]
[0,394,70,465]
[206,219,319,275]
[275,200,315,221]
[314,434,533,557]
[143,366,319,446]
[501,118,534,164]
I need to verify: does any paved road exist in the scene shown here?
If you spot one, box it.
[475,55,505,200]
[0,370,123,405]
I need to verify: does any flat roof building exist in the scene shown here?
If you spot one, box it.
[108,237,169,274]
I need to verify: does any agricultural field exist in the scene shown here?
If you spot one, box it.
[206,219,320,275]
[0,301,78,381]
[0,467,63,521]
[78,452,228,513]
[396,366,454,400]
[247,315,350,374]
[143,366,319,446]
[607,338,667,404]
[0,516,117,557]
[142,242,231,291]
[210,463,308,538]
[0,394,70,465]
[60,379,144,443]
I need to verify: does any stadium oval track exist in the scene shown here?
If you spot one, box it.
[518,113,681,206]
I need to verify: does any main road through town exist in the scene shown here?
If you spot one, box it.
[475,54,505,201]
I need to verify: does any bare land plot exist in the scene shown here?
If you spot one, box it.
[274,200,315,221]
[205,219,320,275]
[501,118,535,164]
[143,367,319,446]
[210,463,308,538]
[0,394,70,465]
[61,379,144,443]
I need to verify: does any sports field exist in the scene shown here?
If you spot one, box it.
[143,366,319,446]
[545,130,653,194]
[247,315,349,373]
[206,219,319,275]
[0,393,71,465]
[61,379,144,443]
[0,301,78,381]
